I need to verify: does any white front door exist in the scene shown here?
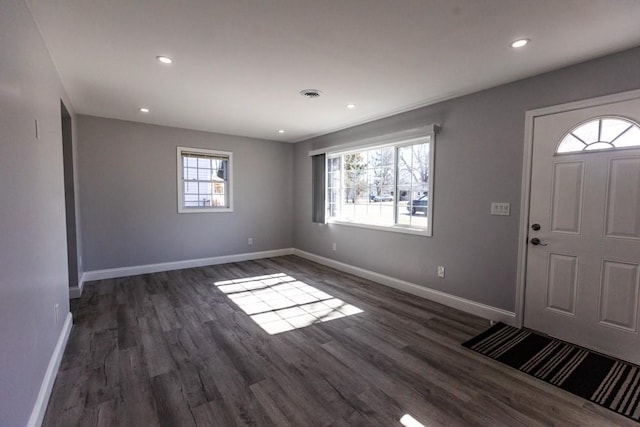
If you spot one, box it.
[524,95,640,364]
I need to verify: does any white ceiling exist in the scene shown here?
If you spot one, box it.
[27,0,640,143]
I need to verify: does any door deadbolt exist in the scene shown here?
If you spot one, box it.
[531,223,541,231]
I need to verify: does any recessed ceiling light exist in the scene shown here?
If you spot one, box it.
[156,56,173,64]
[347,104,356,109]
[511,38,530,48]
[278,129,285,134]
[139,107,150,113]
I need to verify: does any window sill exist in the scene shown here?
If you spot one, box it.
[328,219,431,236]
[178,207,234,214]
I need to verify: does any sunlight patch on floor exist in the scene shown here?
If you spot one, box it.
[400,414,427,427]
[215,273,363,334]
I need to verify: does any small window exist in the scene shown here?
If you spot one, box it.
[556,117,640,154]
[177,147,232,213]
[326,134,434,235]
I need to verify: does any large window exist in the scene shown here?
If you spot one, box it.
[326,135,434,235]
[177,146,232,213]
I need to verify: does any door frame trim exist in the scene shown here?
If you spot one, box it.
[515,88,640,327]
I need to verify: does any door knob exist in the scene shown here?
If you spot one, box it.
[530,237,547,246]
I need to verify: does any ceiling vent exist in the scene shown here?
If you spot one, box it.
[300,89,322,98]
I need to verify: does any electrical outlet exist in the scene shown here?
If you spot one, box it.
[54,303,60,324]
[437,266,445,278]
[491,202,510,216]
[332,242,337,251]
[248,237,253,245]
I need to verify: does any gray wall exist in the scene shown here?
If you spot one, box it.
[293,47,640,312]
[77,116,293,271]
[0,0,76,425]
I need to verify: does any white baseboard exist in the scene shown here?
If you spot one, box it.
[79,247,515,325]
[69,274,85,299]
[27,312,73,427]
[293,249,516,326]
[82,248,295,282]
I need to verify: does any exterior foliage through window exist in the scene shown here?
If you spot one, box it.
[327,136,433,234]
[177,146,233,213]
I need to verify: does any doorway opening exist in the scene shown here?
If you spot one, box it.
[61,101,78,290]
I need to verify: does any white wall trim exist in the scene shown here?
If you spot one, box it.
[80,247,515,324]
[27,312,73,427]
[515,88,640,328]
[293,249,516,325]
[83,248,295,281]
[307,124,439,156]
[69,273,85,299]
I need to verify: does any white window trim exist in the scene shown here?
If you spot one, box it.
[325,128,437,236]
[177,146,234,214]
[329,219,432,236]
[309,124,439,157]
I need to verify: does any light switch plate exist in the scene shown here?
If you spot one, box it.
[491,202,510,216]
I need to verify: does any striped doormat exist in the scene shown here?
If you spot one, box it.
[463,322,640,423]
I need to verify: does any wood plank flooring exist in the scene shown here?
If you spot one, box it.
[43,255,636,426]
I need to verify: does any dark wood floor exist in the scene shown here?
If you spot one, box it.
[43,255,635,426]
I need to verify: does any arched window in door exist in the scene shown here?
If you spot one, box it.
[556,117,640,154]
